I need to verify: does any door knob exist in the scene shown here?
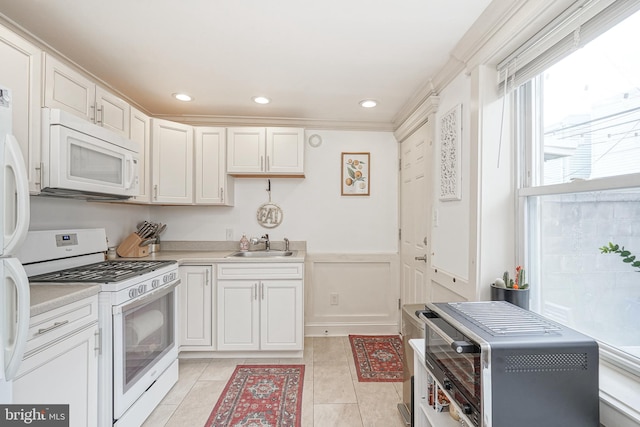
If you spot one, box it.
[414,255,427,262]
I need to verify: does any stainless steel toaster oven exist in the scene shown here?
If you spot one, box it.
[419,301,600,427]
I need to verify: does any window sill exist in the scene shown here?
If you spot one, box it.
[600,359,640,427]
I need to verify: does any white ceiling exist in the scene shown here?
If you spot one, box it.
[0,0,493,128]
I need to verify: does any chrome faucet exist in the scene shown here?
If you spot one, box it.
[250,234,270,250]
[284,237,289,251]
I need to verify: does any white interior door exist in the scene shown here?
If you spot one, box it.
[400,120,434,306]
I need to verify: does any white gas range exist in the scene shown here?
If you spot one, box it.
[18,228,180,427]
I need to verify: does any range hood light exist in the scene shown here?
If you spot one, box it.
[253,96,271,105]
[172,93,193,102]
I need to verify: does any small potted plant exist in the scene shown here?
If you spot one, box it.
[491,266,530,309]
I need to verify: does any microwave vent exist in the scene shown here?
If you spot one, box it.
[448,301,561,336]
[504,353,589,373]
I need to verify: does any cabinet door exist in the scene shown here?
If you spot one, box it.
[217,280,259,351]
[226,127,266,174]
[44,54,96,122]
[151,118,194,204]
[128,107,150,202]
[0,25,42,194]
[260,280,304,351]
[266,128,305,175]
[195,127,233,205]
[179,265,213,349]
[13,323,99,427]
[95,86,129,137]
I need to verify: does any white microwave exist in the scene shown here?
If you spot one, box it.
[40,108,139,200]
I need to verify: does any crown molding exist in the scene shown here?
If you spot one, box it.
[393,96,440,142]
[153,114,396,132]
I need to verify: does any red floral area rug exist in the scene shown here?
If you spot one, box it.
[349,335,404,382]
[204,364,305,427]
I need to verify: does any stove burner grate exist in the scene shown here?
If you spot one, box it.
[29,260,176,283]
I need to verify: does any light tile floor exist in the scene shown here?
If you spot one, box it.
[143,336,407,427]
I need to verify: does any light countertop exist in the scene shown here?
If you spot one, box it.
[29,284,101,317]
[29,243,305,317]
[138,249,306,264]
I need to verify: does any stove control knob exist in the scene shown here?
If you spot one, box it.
[138,284,146,294]
[443,379,453,391]
[129,289,137,298]
[152,279,160,289]
[462,404,473,415]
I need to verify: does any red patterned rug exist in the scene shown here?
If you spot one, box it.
[349,335,404,382]
[204,365,305,427]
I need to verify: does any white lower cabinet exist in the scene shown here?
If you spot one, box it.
[13,296,99,427]
[216,263,303,352]
[178,265,214,350]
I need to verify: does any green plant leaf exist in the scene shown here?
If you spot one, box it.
[621,251,631,257]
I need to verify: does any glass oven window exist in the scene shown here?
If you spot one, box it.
[426,319,481,406]
[121,291,174,392]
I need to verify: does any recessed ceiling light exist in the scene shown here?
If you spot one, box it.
[172,93,193,102]
[359,99,378,108]
[253,96,271,105]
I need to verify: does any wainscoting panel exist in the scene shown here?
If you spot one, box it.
[305,254,400,336]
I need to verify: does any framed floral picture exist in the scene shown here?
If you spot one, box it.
[341,152,370,196]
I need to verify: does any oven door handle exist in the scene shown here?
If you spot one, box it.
[112,279,180,315]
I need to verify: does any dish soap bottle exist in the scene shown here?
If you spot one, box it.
[239,233,249,251]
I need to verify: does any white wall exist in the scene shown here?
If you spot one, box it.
[152,129,399,253]
[29,196,151,247]
[431,73,472,280]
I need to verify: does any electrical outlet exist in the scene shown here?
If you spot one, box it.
[225,229,234,241]
[330,293,339,305]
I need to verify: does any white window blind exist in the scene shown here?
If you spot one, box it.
[497,0,640,90]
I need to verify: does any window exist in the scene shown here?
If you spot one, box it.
[516,7,640,371]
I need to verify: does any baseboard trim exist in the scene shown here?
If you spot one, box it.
[305,322,399,337]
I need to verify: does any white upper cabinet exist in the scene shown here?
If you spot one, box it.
[0,24,43,194]
[266,127,305,175]
[227,127,304,176]
[195,127,234,205]
[44,54,130,137]
[128,107,151,203]
[95,85,129,136]
[151,118,193,204]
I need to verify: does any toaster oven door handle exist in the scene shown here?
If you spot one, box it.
[419,313,455,346]
[420,313,479,354]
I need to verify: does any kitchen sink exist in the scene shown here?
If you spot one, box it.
[227,250,297,258]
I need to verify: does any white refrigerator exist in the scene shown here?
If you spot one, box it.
[0,85,31,403]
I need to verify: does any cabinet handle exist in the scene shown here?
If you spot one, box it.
[205,269,210,286]
[37,320,69,335]
[260,156,264,172]
[261,283,264,300]
[254,283,258,300]
[96,105,103,125]
[154,184,158,200]
[35,162,44,188]
[90,103,96,122]
[95,328,102,356]
[220,188,224,203]
[415,255,427,263]
[266,155,270,172]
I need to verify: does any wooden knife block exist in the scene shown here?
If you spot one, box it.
[116,233,149,258]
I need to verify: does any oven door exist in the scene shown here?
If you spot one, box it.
[420,310,481,416]
[112,281,178,418]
